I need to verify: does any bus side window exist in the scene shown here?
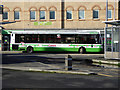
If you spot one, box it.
[67,34,75,44]
[75,35,85,44]
[20,35,25,43]
[25,34,32,43]
[15,34,20,43]
[15,34,25,43]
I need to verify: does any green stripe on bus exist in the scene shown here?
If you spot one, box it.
[42,45,49,46]
[11,47,103,52]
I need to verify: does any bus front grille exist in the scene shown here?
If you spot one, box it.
[12,44,19,50]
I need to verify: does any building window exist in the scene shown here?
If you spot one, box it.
[108,10,112,19]
[3,12,8,20]
[14,11,20,20]
[79,10,85,19]
[40,11,45,19]
[30,11,36,20]
[67,11,72,19]
[93,10,99,19]
[50,11,55,19]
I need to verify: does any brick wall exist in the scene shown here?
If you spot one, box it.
[1,1,119,30]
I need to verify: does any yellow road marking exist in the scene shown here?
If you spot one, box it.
[98,73,114,77]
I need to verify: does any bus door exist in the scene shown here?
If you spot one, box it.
[2,35,10,51]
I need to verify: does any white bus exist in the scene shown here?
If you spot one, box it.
[10,30,103,53]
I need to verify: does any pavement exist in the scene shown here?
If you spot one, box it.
[1,51,120,76]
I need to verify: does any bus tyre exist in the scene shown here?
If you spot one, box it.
[79,47,85,54]
[27,47,33,53]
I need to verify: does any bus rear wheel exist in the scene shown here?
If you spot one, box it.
[27,47,33,53]
[79,47,85,54]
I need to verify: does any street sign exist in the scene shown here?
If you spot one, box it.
[34,22,52,25]
[0,5,3,14]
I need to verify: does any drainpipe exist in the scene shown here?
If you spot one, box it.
[61,0,64,29]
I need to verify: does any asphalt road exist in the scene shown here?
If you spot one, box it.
[2,69,119,88]
[2,53,119,77]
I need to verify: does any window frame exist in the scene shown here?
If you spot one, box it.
[49,10,56,20]
[40,10,46,20]
[93,10,99,19]
[108,10,112,19]
[3,11,8,20]
[78,10,85,20]
[30,10,36,20]
[14,11,20,20]
[66,10,73,20]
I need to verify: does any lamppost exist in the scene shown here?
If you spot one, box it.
[114,0,116,20]
[104,0,108,58]
[0,5,3,51]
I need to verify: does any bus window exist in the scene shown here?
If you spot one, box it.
[15,34,100,44]
[66,37,75,43]
[31,35,38,43]
[61,34,75,44]
[88,34,100,44]
[75,34,85,44]
[15,34,20,43]
[25,34,32,43]
[39,34,46,43]
[15,34,25,43]
[21,35,25,42]
[75,34,100,44]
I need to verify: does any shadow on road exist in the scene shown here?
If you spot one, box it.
[2,53,65,64]
[2,53,105,69]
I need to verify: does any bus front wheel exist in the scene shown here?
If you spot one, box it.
[27,47,33,53]
[79,47,85,54]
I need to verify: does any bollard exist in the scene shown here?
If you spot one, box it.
[65,55,72,70]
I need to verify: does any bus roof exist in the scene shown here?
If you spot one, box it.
[11,30,101,34]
